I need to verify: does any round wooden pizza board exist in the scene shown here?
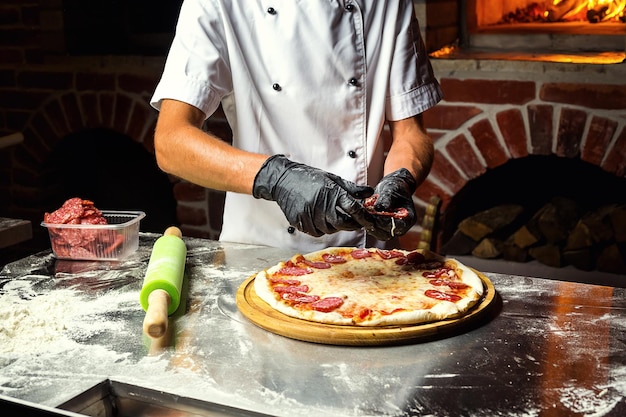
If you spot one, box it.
[236,271,497,346]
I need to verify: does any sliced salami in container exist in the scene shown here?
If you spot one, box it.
[41,198,145,261]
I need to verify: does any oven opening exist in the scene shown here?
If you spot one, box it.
[433,0,626,64]
[474,0,625,28]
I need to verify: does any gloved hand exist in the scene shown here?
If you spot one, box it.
[366,168,417,241]
[253,155,375,237]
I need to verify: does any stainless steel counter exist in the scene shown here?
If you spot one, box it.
[1,233,625,416]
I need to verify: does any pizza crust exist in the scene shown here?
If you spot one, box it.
[254,247,485,327]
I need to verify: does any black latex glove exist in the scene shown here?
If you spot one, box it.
[253,155,375,237]
[367,168,417,241]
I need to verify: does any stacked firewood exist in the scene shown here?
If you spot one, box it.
[441,197,626,275]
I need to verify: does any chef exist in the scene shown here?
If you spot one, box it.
[150,0,442,251]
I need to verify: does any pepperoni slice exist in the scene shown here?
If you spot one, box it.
[277,266,313,276]
[269,278,301,286]
[302,259,332,269]
[425,290,462,302]
[376,249,405,259]
[81,214,107,225]
[363,195,409,219]
[273,285,310,294]
[422,268,450,279]
[310,297,344,312]
[293,255,330,269]
[429,279,469,290]
[322,253,347,264]
[351,249,372,259]
[405,251,426,265]
[281,293,320,303]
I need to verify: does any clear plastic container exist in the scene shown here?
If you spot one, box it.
[41,211,146,261]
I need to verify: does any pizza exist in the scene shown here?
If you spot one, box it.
[253,247,485,327]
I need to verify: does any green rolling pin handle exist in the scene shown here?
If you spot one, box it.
[141,226,186,339]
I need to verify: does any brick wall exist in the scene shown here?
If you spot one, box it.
[409,60,626,251]
[0,0,230,249]
[1,1,625,256]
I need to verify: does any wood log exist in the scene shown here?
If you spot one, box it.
[417,196,441,251]
[596,243,626,275]
[512,225,541,249]
[471,238,502,259]
[457,204,524,241]
[529,244,564,268]
[440,229,477,255]
[564,220,593,251]
[501,237,529,263]
[536,197,580,244]
[583,204,615,243]
[610,205,626,243]
[565,204,617,252]
[444,197,626,274]
[563,248,595,271]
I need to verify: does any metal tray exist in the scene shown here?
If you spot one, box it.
[24,379,272,417]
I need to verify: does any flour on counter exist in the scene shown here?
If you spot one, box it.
[559,386,622,416]
[0,286,137,355]
[1,289,81,354]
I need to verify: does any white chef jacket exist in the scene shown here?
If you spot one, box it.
[151,0,443,251]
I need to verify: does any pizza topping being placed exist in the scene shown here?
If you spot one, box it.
[363,194,409,219]
[254,247,485,327]
[405,251,426,265]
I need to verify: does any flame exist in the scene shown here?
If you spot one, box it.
[551,0,626,21]
[591,0,626,19]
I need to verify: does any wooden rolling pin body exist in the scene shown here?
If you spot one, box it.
[140,226,186,338]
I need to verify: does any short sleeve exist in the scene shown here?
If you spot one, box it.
[385,5,443,121]
[150,0,232,119]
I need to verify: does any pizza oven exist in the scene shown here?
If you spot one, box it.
[470,0,625,51]
[414,1,626,278]
[424,0,625,63]
[471,0,625,27]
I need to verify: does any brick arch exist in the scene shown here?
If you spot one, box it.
[13,90,158,205]
[401,103,626,251]
[417,108,626,214]
[24,90,158,157]
[11,90,226,242]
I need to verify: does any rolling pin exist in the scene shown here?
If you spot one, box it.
[140,226,187,338]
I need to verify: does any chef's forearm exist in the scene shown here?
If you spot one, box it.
[154,100,267,195]
[385,114,434,186]
[160,130,266,194]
